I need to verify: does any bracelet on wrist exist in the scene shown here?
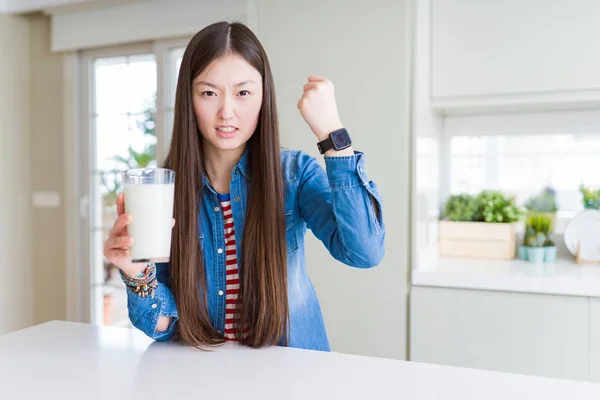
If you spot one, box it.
[120,263,158,298]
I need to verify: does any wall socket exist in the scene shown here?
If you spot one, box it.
[32,191,61,208]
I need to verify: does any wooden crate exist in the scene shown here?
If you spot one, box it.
[438,221,516,259]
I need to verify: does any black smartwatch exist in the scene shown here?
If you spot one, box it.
[317,128,352,154]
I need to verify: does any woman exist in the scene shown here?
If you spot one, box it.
[103,21,384,351]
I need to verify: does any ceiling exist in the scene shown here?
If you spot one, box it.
[0,0,135,14]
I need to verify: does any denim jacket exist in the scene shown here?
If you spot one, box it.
[126,148,385,351]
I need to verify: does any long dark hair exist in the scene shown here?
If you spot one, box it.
[162,21,288,348]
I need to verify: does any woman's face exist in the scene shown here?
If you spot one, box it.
[192,54,263,154]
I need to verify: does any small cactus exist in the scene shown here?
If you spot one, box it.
[523,226,536,246]
[525,214,554,247]
[535,233,546,247]
[527,213,552,235]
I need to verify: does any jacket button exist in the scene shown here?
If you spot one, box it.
[217,248,223,254]
[234,196,241,202]
[218,290,224,296]
[214,206,220,212]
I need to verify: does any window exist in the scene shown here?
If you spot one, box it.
[449,133,600,218]
[80,39,189,327]
[91,53,158,328]
[416,136,440,218]
[413,110,600,267]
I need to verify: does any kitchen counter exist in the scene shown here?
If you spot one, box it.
[1,321,600,399]
[413,255,600,297]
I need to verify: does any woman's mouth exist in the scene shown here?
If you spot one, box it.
[216,126,238,138]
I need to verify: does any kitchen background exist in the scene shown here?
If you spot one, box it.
[1,0,600,384]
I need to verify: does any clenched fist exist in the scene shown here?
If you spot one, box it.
[297,76,343,141]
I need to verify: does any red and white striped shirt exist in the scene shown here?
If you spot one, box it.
[218,194,245,340]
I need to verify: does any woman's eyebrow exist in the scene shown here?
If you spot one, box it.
[195,80,257,89]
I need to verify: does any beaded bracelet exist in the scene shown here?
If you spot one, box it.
[119,262,158,298]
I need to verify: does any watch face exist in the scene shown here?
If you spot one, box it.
[331,130,352,149]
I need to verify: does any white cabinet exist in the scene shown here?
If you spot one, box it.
[430,0,600,111]
[589,299,600,382]
[410,286,589,381]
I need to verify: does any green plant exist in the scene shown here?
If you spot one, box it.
[579,184,600,210]
[443,190,524,223]
[112,145,155,169]
[112,97,157,169]
[525,187,558,213]
[527,233,546,248]
[475,190,524,223]
[100,172,122,207]
[443,194,478,221]
[523,226,536,246]
[101,95,157,204]
[527,213,552,235]
[526,212,555,248]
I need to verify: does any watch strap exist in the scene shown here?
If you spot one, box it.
[317,137,335,154]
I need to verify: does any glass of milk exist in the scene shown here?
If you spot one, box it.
[122,168,175,263]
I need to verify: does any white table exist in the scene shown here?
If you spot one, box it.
[1,321,600,399]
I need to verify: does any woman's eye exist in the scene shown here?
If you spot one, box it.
[202,91,216,97]
[238,90,250,96]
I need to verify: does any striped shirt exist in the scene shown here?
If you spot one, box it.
[217,193,245,340]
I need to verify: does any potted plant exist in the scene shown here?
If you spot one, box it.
[443,194,478,222]
[579,184,600,209]
[520,213,557,262]
[439,190,524,259]
[475,190,523,223]
[518,225,536,260]
[544,236,557,262]
[526,232,546,263]
[524,186,558,232]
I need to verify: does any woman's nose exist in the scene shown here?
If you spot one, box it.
[218,96,235,120]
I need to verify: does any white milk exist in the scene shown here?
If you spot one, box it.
[123,183,175,262]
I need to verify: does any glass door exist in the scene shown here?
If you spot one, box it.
[81,39,188,326]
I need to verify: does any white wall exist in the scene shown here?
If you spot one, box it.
[257,0,411,359]
[432,0,600,99]
[30,14,67,325]
[0,14,34,334]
